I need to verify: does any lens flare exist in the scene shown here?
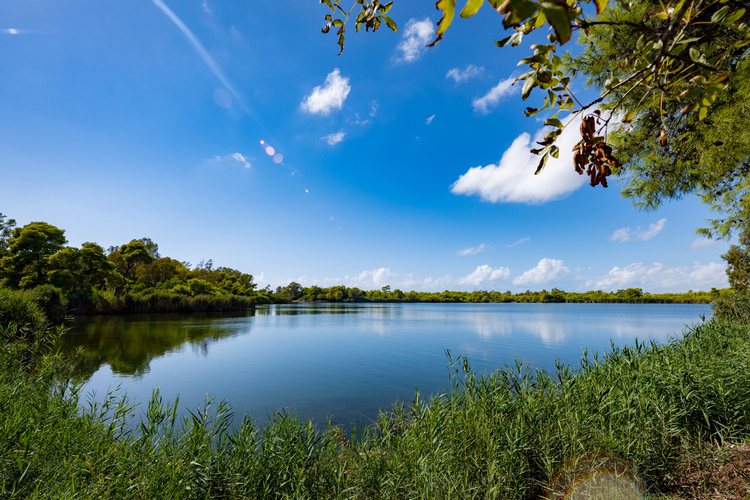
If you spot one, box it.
[273,154,283,163]
[305,189,309,193]
[546,451,645,500]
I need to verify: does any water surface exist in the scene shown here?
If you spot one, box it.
[59,303,711,427]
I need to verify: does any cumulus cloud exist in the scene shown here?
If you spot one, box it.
[586,261,727,292]
[446,64,484,83]
[610,219,666,242]
[472,77,516,114]
[395,18,434,63]
[347,268,394,288]
[513,258,570,286]
[507,237,530,248]
[426,114,435,125]
[322,130,346,146]
[457,243,488,256]
[458,265,511,286]
[212,152,251,168]
[300,68,351,116]
[450,113,588,204]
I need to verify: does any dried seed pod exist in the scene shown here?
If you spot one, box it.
[660,129,668,148]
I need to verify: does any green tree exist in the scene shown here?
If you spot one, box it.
[722,226,750,289]
[109,239,156,280]
[0,213,16,259]
[47,242,121,293]
[0,222,67,289]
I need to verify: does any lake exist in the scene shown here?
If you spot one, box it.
[58,302,711,428]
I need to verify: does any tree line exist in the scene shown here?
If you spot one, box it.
[0,214,261,316]
[0,212,739,316]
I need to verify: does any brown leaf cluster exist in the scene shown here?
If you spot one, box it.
[572,112,621,188]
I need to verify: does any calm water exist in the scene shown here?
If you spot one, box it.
[59,303,711,428]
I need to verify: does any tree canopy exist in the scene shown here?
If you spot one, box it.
[321,0,749,237]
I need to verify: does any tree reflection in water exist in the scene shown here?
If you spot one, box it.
[56,312,255,380]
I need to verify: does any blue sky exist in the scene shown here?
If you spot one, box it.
[0,0,731,293]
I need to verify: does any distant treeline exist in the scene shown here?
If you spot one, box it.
[272,283,727,304]
[0,213,727,320]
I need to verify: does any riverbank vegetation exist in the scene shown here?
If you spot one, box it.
[1,287,749,497]
[0,213,727,321]
[0,214,258,316]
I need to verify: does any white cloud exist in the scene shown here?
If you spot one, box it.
[458,265,511,286]
[426,114,435,125]
[450,113,588,204]
[457,243,488,256]
[513,258,570,286]
[610,219,666,242]
[370,101,378,117]
[472,77,516,114]
[347,268,394,288]
[212,152,250,168]
[689,237,718,251]
[586,261,727,292]
[395,18,434,63]
[322,130,346,146]
[446,64,485,84]
[201,0,211,13]
[507,237,530,248]
[300,68,351,116]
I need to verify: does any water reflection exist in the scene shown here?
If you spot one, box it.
[59,303,711,429]
[57,312,254,380]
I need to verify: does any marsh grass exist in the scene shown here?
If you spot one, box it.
[68,290,256,315]
[1,317,749,498]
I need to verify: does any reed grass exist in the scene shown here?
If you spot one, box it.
[1,315,749,498]
[67,290,256,315]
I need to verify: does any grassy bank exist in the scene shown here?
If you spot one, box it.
[1,297,749,498]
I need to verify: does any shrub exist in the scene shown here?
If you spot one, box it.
[0,287,45,331]
[33,285,67,324]
[713,288,750,321]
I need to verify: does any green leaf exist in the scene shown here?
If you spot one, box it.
[540,2,571,44]
[501,0,538,28]
[460,0,484,18]
[622,110,635,123]
[593,0,608,14]
[381,1,393,14]
[524,107,541,116]
[545,117,563,128]
[535,151,550,174]
[723,8,745,24]
[427,0,456,46]
[711,5,730,22]
[699,106,707,120]
[495,35,513,47]
[382,15,398,31]
[550,145,560,158]
[522,77,536,100]
[515,70,536,81]
[689,47,701,61]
